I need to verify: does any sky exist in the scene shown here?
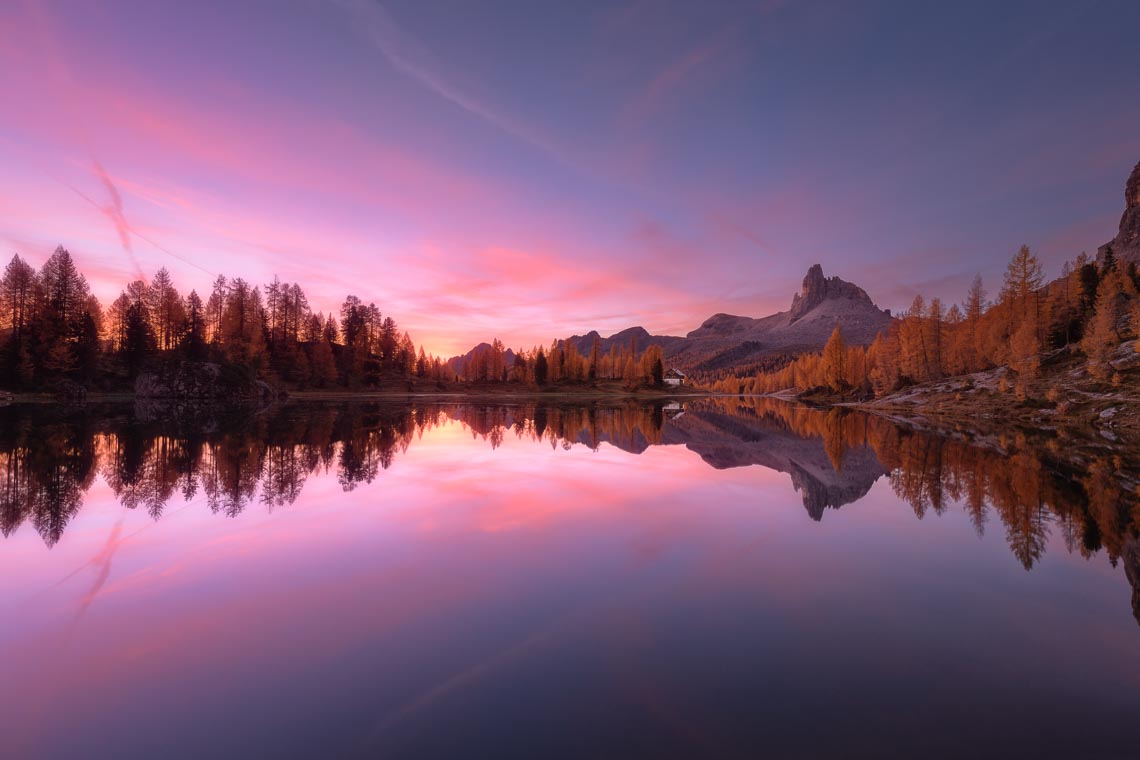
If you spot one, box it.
[2,0,1139,357]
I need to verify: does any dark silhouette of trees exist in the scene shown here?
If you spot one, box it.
[533,347,548,385]
[0,254,36,385]
[0,248,439,393]
[182,290,207,360]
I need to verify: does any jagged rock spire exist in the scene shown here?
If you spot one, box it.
[1100,159,1140,264]
[788,264,875,322]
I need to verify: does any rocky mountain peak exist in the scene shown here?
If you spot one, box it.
[1127,160,1140,210]
[788,264,875,322]
[1101,159,1140,264]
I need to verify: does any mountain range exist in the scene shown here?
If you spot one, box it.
[450,263,894,378]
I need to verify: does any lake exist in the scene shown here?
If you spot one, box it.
[1,398,1138,759]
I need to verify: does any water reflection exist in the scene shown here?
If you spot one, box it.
[2,397,1138,624]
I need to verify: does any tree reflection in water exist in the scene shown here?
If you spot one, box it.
[2,398,1137,623]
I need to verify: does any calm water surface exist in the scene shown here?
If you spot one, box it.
[1,398,1138,759]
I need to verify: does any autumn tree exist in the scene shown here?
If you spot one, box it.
[926,298,945,379]
[821,323,846,391]
[182,290,207,360]
[638,344,665,387]
[899,295,929,382]
[1000,244,1045,342]
[866,331,900,396]
[0,254,37,385]
[219,278,265,370]
[1082,267,1130,378]
[1009,318,1040,392]
[147,267,185,351]
[36,246,92,377]
[206,275,228,345]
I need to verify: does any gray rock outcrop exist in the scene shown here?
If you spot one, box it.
[1099,160,1140,265]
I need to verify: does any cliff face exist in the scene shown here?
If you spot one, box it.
[788,264,878,323]
[1125,536,1140,628]
[665,264,893,374]
[685,264,892,347]
[1099,160,1140,264]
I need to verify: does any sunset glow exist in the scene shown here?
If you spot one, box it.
[4,1,1139,354]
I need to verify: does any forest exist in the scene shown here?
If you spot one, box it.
[450,338,667,389]
[716,245,1140,398]
[0,247,670,394]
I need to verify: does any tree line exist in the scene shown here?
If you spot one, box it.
[1,246,673,393]
[454,336,667,389]
[0,246,453,390]
[720,245,1140,397]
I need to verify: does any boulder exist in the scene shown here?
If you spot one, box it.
[135,362,276,401]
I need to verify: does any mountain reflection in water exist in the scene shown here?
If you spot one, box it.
[2,397,1137,626]
[5,397,1140,759]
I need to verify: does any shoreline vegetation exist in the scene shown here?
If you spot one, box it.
[704,240,1140,449]
[0,247,685,403]
[0,385,712,405]
[4,155,1139,448]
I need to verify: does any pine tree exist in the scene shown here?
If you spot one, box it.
[148,267,184,351]
[0,254,37,385]
[206,275,228,345]
[182,290,207,360]
[533,347,548,385]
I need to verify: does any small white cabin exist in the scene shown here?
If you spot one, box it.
[663,368,686,387]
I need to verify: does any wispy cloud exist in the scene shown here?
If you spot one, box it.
[91,159,137,265]
[62,159,215,279]
[60,160,144,278]
[621,42,721,128]
[335,0,571,166]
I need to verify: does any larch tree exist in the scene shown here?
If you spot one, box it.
[1000,245,1045,341]
[926,298,945,379]
[1,254,37,384]
[147,267,184,352]
[183,290,207,359]
[220,278,265,369]
[821,323,846,391]
[1081,268,1127,379]
[1009,318,1040,392]
[206,275,228,345]
[963,274,987,372]
[37,246,92,377]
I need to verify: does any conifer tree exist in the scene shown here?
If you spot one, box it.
[821,324,846,391]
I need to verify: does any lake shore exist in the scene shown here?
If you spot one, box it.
[0,384,712,406]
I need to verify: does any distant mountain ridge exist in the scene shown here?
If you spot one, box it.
[447,264,894,378]
[446,342,516,378]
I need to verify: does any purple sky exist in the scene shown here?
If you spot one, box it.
[2,0,1139,354]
